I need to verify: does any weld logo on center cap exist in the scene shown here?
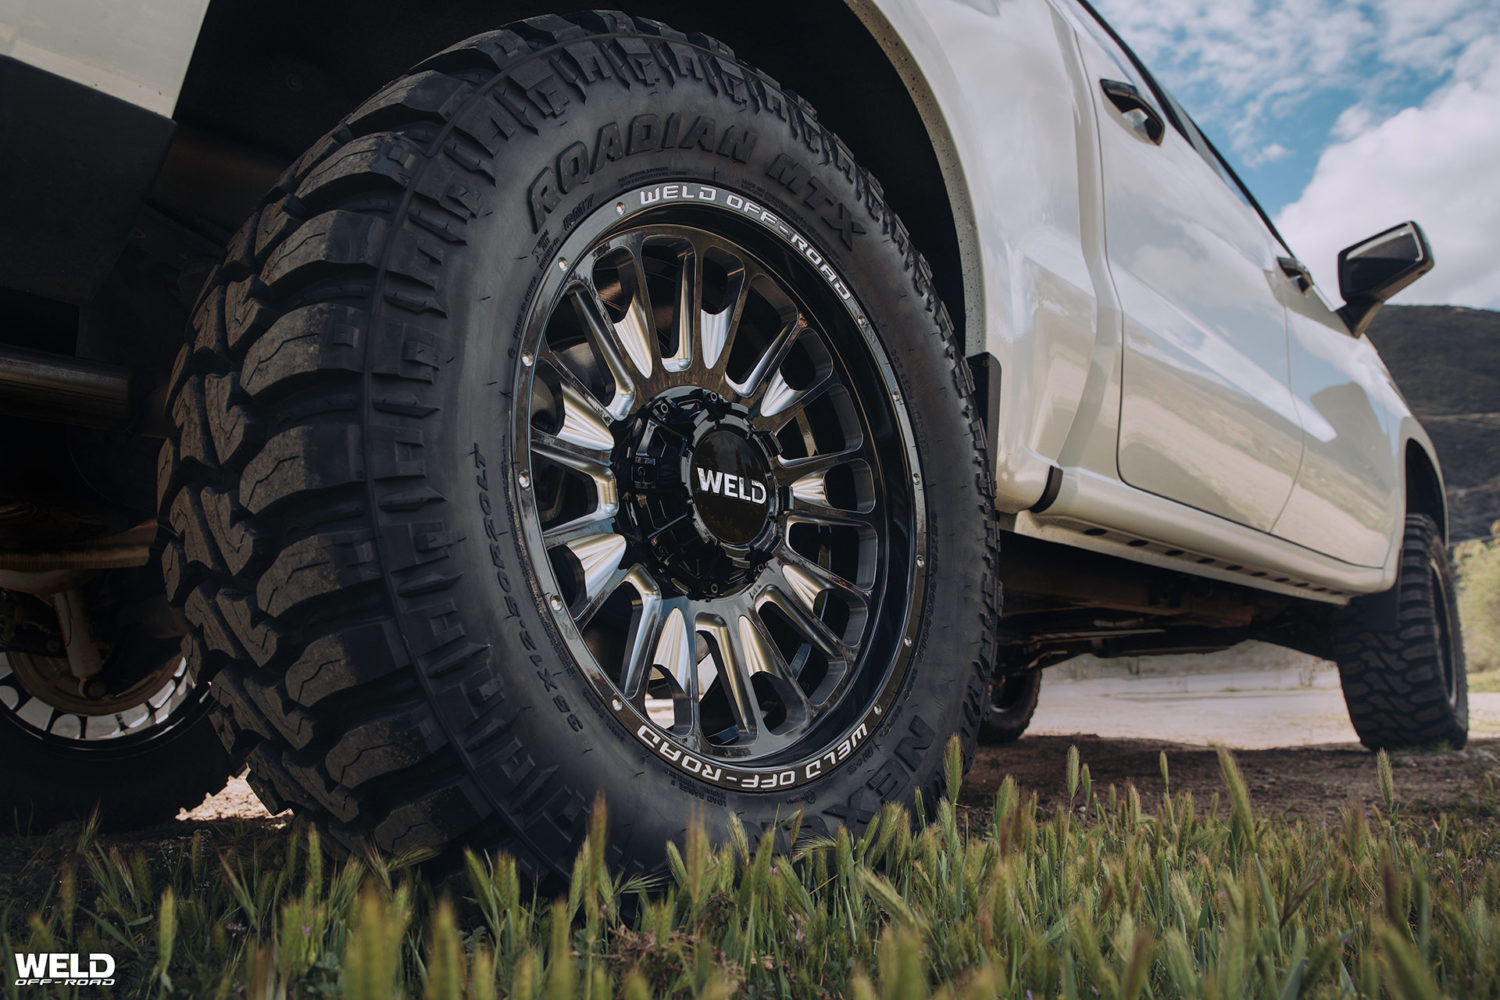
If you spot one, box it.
[694,467,768,505]
[690,431,769,545]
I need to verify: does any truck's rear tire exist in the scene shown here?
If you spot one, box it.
[161,12,997,879]
[977,670,1040,746]
[1334,513,1468,750]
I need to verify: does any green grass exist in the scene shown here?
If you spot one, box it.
[4,742,1499,1000]
[1470,669,1500,694]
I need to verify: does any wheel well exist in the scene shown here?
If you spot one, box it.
[1405,441,1447,541]
[171,0,968,345]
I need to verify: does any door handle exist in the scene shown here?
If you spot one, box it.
[1278,256,1314,293]
[1100,79,1165,144]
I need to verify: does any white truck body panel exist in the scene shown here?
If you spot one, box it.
[0,0,208,115]
[855,0,1426,599]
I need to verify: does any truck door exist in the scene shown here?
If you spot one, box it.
[1273,274,1403,567]
[1058,2,1304,532]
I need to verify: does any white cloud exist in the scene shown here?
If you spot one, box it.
[1248,142,1292,167]
[1274,37,1500,309]
[1091,0,1500,161]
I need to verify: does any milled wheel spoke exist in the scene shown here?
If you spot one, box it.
[739,612,814,729]
[543,503,619,550]
[772,444,864,485]
[774,451,879,527]
[540,350,615,433]
[757,370,834,430]
[703,615,760,742]
[570,284,638,419]
[758,583,855,663]
[776,544,870,606]
[565,535,630,624]
[666,248,698,373]
[645,600,701,741]
[704,261,751,374]
[618,573,665,701]
[730,315,807,401]
[531,429,613,480]
[616,239,660,380]
[785,504,878,530]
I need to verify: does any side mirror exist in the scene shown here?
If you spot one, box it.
[1336,221,1434,337]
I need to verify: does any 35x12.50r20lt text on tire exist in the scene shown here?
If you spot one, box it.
[161,13,997,877]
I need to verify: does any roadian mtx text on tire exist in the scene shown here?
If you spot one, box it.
[160,12,999,877]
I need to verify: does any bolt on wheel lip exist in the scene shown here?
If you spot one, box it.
[509,182,929,786]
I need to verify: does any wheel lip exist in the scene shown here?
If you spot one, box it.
[509,181,929,791]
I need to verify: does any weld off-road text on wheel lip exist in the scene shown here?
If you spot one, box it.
[512,183,928,791]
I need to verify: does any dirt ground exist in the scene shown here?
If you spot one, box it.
[5,672,1495,903]
[177,732,1500,832]
[170,674,1500,831]
[962,734,1500,828]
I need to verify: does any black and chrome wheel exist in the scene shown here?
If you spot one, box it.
[0,569,232,830]
[163,12,998,878]
[516,218,925,782]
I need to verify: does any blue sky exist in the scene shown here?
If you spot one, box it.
[1092,0,1500,309]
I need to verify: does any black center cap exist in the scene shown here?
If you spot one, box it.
[690,430,770,545]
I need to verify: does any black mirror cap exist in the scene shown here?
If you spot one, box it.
[1337,221,1435,337]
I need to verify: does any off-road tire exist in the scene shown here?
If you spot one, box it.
[977,670,1040,746]
[1334,513,1468,750]
[160,11,998,879]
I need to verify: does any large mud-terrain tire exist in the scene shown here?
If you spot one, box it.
[1334,514,1468,750]
[160,12,998,879]
[978,670,1040,746]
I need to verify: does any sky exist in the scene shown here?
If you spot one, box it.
[1091,0,1500,310]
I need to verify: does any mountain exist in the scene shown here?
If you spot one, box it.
[1366,304,1500,543]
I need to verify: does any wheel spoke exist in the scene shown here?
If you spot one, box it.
[760,600,850,671]
[565,534,629,624]
[774,450,879,527]
[665,248,698,373]
[776,544,870,605]
[618,574,665,701]
[570,284,638,419]
[553,378,615,453]
[531,429,614,481]
[704,259,751,373]
[615,240,660,380]
[739,612,814,729]
[638,600,701,742]
[730,314,808,401]
[540,350,615,436]
[773,445,864,484]
[757,369,834,430]
[542,502,619,550]
[703,615,761,742]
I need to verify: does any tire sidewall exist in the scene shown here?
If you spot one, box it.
[364,33,992,865]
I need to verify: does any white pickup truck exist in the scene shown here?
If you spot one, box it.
[0,0,1461,878]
